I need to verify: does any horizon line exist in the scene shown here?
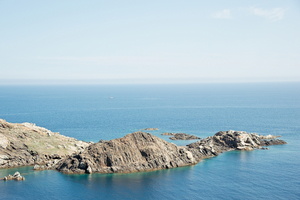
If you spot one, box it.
[0,79,299,86]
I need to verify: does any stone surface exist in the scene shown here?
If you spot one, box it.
[55,130,286,174]
[187,130,262,152]
[55,131,198,174]
[259,134,282,139]
[0,134,9,149]
[169,133,201,140]
[259,139,287,146]
[161,132,175,136]
[142,128,158,131]
[1,171,25,181]
[0,118,90,169]
[0,118,288,175]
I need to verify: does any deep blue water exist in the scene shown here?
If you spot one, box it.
[0,83,299,200]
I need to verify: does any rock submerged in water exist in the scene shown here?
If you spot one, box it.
[55,130,287,174]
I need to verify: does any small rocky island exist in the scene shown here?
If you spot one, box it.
[142,128,159,131]
[0,119,287,178]
[161,132,201,140]
[0,171,25,181]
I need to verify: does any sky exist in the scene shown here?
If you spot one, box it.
[0,0,299,84]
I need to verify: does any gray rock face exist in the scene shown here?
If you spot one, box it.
[56,131,198,174]
[142,128,158,131]
[33,159,60,171]
[259,139,287,146]
[55,130,286,174]
[0,118,288,175]
[188,130,262,152]
[0,119,89,169]
[169,133,201,140]
[1,171,25,181]
[33,164,44,170]
[259,134,281,139]
[161,132,175,136]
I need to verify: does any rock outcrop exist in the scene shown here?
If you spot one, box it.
[55,131,198,174]
[161,132,175,136]
[169,133,201,140]
[1,171,25,181]
[259,139,287,146]
[0,119,288,175]
[161,132,201,140]
[187,130,263,152]
[0,119,91,169]
[142,128,158,131]
[55,130,287,174]
[259,135,282,140]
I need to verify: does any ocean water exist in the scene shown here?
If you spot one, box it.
[0,83,299,200]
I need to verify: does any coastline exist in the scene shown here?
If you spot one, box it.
[0,119,287,177]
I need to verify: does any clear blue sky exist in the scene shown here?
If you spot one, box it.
[0,0,299,84]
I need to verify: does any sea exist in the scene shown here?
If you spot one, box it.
[0,83,299,200]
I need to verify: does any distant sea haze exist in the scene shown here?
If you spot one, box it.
[1,78,299,85]
[0,82,299,199]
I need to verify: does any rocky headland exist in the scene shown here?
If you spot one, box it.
[0,119,287,177]
[0,119,91,169]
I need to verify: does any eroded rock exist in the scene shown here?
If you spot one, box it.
[55,130,286,174]
[142,128,158,131]
[0,118,90,169]
[259,139,287,146]
[56,132,199,174]
[0,118,288,175]
[161,132,175,136]
[169,133,201,140]
[1,171,25,181]
[259,134,281,139]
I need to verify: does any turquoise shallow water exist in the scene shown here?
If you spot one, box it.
[0,83,299,200]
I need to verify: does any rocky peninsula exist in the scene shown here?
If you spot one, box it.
[0,119,91,169]
[55,130,287,174]
[0,119,287,177]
